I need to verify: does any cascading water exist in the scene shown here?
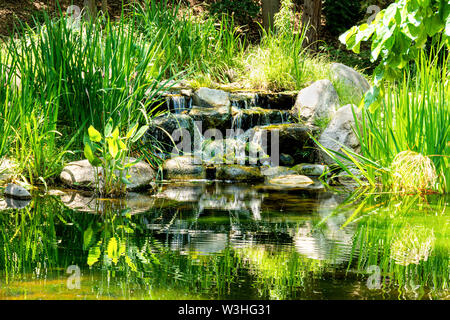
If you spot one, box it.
[166,94,191,114]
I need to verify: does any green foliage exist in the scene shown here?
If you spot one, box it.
[313,53,449,193]
[209,0,260,25]
[340,0,449,92]
[134,0,246,83]
[323,0,363,35]
[83,120,148,197]
[274,0,295,38]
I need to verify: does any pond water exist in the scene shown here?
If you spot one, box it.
[0,181,448,300]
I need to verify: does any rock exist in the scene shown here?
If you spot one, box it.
[231,107,292,131]
[189,106,232,133]
[4,184,32,200]
[0,197,31,210]
[145,113,195,154]
[268,174,315,187]
[193,87,230,108]
[337,168,368,186]
[5,197,31,209]
[163,156,206,180]
[260,166,296,179]
[330,63,371,97]
[60,158,156,191]
[318,104,362,165]
[253,91,297,110]
[291,163,328,176]
[292,79,340,124]
[280,153,295,166]
[202,139,246,165]
[61,191,156,215]
[215,165,263,182]
[0,158,16,183]
[245,124,319,165]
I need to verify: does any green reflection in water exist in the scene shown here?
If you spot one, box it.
[0,184,448,300]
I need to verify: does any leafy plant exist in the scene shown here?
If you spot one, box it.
[340,0,449,109]
[83,120,148,197]
[209,0,260,25]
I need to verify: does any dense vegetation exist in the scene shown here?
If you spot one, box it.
[0,0,448,194]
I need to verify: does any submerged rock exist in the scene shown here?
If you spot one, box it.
[268,174,314,187]
[318,104,362,166]
[291,163,328,176]
[292,79,340,125]
[330,63,370,97]
[4,183,32,200]
[60,158,156,191]
[193,87,230,108]
[163,156,206,180]
[214,165,263,182]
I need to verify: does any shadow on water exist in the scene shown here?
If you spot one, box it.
[0,182,448,300]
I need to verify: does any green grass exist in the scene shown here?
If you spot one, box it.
[0,8,171,185]
[313,48,449,194]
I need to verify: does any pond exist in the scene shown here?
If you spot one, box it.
[0,181,448,300]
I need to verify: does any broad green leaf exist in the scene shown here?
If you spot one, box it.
[107,138,119,158]
[112,127,120,140]
[126,123,139,139]
[131,125,149,143]
[88,126,102,142]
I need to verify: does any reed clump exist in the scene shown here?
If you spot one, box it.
[390,151,438,194]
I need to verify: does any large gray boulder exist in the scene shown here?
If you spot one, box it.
[292,80,340,125]
[163,155,206,180]
[4,183,32,200]
[330,63,371,98]
[318,104,362,165]
[193,87,230,108]
[60,158,156,191]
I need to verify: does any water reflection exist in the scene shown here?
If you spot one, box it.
[0,183,448,300]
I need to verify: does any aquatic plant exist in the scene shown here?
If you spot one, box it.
[390,151,438,193]
[83,120,148,197]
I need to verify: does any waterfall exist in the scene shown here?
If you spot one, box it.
[231,109,244,131]
[166,95,190,114]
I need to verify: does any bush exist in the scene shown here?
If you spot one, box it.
[323,0,363,36]
[209,0,260,25]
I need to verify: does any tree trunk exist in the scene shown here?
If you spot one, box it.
[301,0,322,49]
[261,0,280,31]
[101,0,108,15]
[84,0,97,21]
